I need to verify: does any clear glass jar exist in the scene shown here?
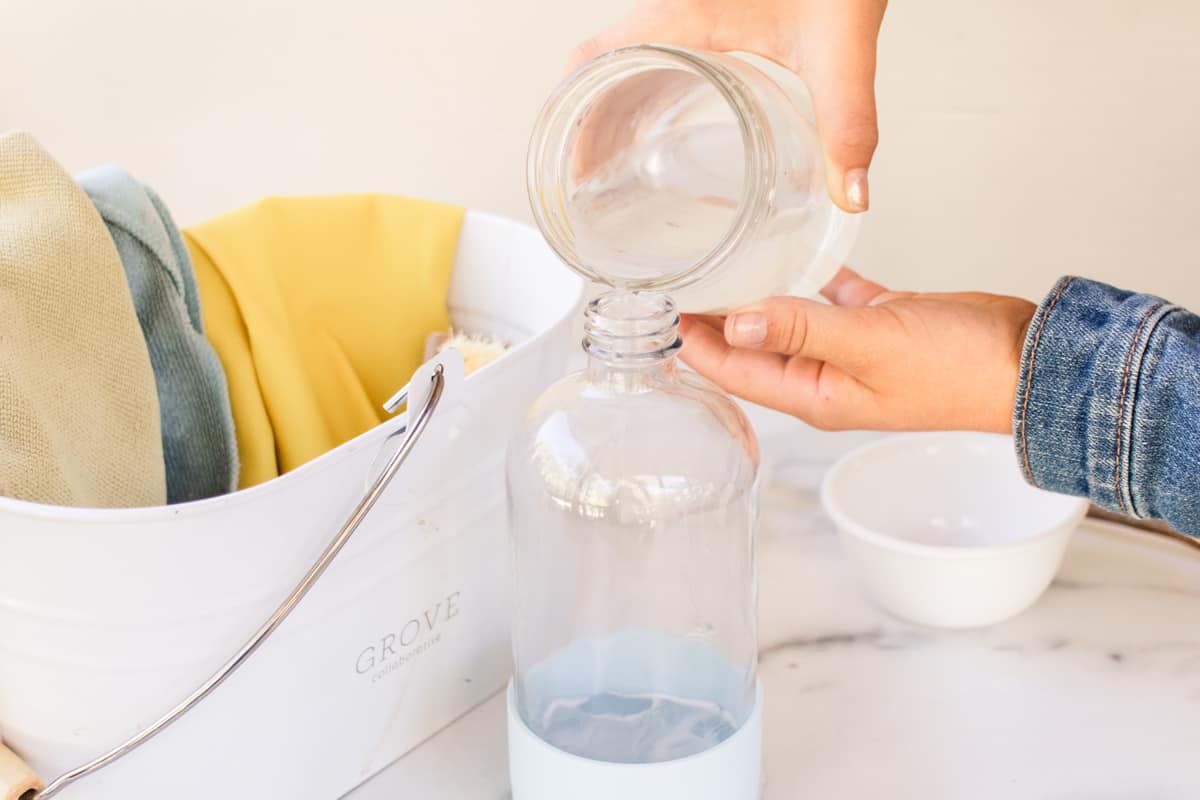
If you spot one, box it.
[507,290,759,764]
[527,44,859,314]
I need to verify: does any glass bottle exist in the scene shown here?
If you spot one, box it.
[527,44,859,314]
[507,290,759,766]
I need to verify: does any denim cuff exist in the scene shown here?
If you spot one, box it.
[1013,276,1178,517]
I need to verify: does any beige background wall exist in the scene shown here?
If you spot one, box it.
[3,0,1198,306]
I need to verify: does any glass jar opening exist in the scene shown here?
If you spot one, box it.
[528,45,769,292]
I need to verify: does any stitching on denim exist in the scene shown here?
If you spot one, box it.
[1113,302,1163,514]
[1020,277,1073,483]
[1122,305,1177,518]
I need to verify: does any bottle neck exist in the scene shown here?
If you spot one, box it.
[583,291,681,382]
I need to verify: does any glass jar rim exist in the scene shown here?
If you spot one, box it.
[526,44,773,292]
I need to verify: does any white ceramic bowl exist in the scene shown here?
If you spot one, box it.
[821,432,1089,629]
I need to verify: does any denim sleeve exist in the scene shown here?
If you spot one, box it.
[1013,276,1200,536]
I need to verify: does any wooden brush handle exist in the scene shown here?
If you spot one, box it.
[0,742,41,800]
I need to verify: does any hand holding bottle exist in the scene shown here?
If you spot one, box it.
[679,268,1037,434]
[571,0,887,212]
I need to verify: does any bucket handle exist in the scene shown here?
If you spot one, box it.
[25,364,447,799]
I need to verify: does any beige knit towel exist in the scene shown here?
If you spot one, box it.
[0,132,165,507]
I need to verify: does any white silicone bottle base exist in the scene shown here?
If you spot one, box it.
[507,679,764,800]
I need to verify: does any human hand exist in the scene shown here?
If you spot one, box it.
[571,0,887,212]
[678,269,1037,433]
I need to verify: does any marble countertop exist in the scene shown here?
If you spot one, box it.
[351,413,1200,800]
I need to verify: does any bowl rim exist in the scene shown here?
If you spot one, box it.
[820,431,1089,559]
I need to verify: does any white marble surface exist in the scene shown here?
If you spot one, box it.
[351,417,1200,800]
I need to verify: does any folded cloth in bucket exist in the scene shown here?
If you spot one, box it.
[0,132,166,507]
[184,195,464,488]
[78,166,238,504]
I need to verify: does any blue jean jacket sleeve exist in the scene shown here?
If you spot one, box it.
[1013,276,1200,536]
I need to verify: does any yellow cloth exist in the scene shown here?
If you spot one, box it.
[0,132,166,507]
[184,195,464,489]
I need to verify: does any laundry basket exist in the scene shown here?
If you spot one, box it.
[0,211,584,800]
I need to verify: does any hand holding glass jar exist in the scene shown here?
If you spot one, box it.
[530,40,867,314]
[569,0,888,214]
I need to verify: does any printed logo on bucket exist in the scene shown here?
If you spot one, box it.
[355,591,461,683]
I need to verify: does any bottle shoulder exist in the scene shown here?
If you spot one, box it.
[508,368,759,518]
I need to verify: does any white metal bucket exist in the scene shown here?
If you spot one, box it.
[0,211,584,799]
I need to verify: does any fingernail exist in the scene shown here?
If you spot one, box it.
[727,312,767,346]
[844,168,869,212]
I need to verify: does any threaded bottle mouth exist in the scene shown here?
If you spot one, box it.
[583,291,681,364]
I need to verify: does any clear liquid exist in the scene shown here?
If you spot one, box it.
[533,691,739,764]
[571,119,826,314]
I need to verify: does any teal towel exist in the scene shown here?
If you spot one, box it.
[79,166,238,503]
